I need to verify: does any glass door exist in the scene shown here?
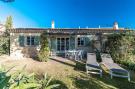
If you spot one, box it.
[57,38,69,51]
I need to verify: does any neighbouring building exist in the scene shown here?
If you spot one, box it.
[9,21,128,59]
[0,24,6,35]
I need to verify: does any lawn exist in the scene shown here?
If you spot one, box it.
[0,55,135,89]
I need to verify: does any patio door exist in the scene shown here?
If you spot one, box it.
[57,38,69,52]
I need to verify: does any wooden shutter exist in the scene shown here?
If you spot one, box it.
[19,36,25,47]
[34,36,40,46]
[85,37,90,46]
[70,36,75,49]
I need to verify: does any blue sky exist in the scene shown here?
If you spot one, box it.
[0,0,135,28]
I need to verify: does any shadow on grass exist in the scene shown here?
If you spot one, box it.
[71,70,135,89]
[50,58,76,68]
[50,80,68,89]
[94,74,135,89]
[73,61,135,89]
[71,75,104,89]
[50,57,86,72]
[50,57,135,89]
[74,61,86,71]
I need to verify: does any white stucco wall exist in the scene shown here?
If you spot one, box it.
[10,33,41,59]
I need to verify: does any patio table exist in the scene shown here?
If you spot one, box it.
[65,50,78,60]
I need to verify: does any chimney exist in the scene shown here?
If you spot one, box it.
[113,22,118,30]
[51,20,55,29]
[99,25,100,29]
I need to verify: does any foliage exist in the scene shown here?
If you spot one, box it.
[95,49,102,62]
[0,66,59,89]
[9,66,40,89]
[5,16,13,30]
[91,40,101,62]
[0,35,10,55]
[38,31,50,62]
[105,32,135,70]
[0,67,11,89]
[38,74,60,89]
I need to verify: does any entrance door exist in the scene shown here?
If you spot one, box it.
[57,38,69,52]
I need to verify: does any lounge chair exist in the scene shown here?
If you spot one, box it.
[101,53,130,81]
[86,53,102,77]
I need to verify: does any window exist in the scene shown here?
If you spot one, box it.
[31,36,35,45]
[57,38,69,51]
[26,36,35,46]
[27,36,30,45]
[78,37,85,46]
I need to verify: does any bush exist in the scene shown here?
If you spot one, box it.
[0,34,10,55]
[105,32,135,70]
[0,66,59,89]
[38,31,50,62]
[120,60,135,70]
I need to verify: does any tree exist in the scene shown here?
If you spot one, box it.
[5,16,13,30]
[38,31,50,62]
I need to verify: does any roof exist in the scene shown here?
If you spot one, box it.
[9,28,47,33]
[9,28,130,35]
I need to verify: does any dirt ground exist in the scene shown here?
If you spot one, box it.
[0,55,78,76]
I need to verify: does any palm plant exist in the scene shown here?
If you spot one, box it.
[9,72,40,89]
[0,66,60,89]
[38,74,60,89]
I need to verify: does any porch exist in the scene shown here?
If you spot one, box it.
[49,34,106,59]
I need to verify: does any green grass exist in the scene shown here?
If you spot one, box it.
[2,57,135,89]
[47,59,135,89]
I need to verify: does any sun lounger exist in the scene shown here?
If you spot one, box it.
[101,53,130,81]
[86,53,102,77]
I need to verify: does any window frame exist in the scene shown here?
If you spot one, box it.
[26,36,35,46]
[56,37,70,51]
[77,37,85,47]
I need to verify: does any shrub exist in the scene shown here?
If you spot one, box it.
[0,66,60,89]
[105,32,135,70]
[38,31,50,62]
[0,34,10,55]
[38,74,60,89]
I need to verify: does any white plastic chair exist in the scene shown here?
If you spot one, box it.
[76,50,83,60]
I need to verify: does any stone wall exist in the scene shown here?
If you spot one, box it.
[10,33,41,59]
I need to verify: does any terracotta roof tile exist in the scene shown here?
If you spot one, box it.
[8,28,131,35]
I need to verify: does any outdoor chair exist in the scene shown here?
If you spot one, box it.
[50,49,56,57]
[76,50,83,60]
[65,50,70,58]
[86,53,102,77]
[101,53,130,81]
[65,50,75,59]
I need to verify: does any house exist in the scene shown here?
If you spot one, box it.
[0,24,6,35]
[9,21,128,59]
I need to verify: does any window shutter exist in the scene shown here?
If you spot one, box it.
[34,36,40,46]
[51,38,56,51]
[70,36,75,49]
[85,37,90,46]
[19,36,25,47]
